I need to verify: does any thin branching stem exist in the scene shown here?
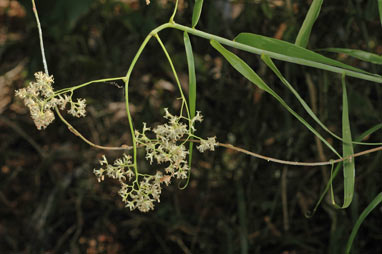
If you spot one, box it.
[217,142,382,167]
[154,34,190,118]
[55,108,131,151]
[31,0,48,75]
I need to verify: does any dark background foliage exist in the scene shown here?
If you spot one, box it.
[1,0,381,253]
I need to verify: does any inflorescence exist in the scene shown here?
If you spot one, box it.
[15,72,86,130]
[94,108,218,212]
[16,72,218,213]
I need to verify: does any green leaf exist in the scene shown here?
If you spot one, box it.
[345,193,382,253]
[320,48,382,65]
[210,40,341,158]
[357,123,382,141]
[261,55,382,146]
[184,32,196,119]
[331,75,355,209]
[181,31,196,189]
[306,162,341,218]
[295,0,323,48]
[192,0,204,28]
[308,123,382,217]
[234,33,375,75]
[172,23,382,83]
[262,55,341,139]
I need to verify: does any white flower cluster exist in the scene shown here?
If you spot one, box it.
[93,108,218,212]
[15,72,87,130]
[93,153,163,213]
[93,154,135,183]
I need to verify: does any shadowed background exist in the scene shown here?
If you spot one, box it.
[1,0,382,253]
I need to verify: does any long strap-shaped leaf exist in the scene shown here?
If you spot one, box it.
[234,33,379,76]
[345,192,382,253]
[181,31,196,189]
[167,23,382,83]
[192,0,203,28]
[319,48,382,65]
[295,0,323,48]
[261,55,382,146]
[210,40,341,158]
[262,55,340,138]
[307,123,382,217]
[184,32,196,119]
[331,75,355,209]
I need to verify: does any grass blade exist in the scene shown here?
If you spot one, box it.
[172,23,382,83]
[184,32,196,118]
[210,40,341,158]
[192,0,204,28]
[357,123,382,140]
[261,55,382,146]
[262,55,341,139]
[319,48,382,65]
[181,31,196,189]
[308,123,382,216]
[331,75,355,209]
[295,0,323,48]
[234,33,377,76]
[345,192,382,253]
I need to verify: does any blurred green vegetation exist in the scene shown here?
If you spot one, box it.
[0,0,381,253]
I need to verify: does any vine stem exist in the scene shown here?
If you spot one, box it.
[26,10,380,169]
[31,0,49,75]
[119,21,382,170]
[124,32,156,177]
[217,142,382,167]
[135,23,382,84]
[154,34,190,118]
[55,108,132,151]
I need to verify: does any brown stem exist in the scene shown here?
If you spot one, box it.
[55,108,131,151]
[217,142,382,167]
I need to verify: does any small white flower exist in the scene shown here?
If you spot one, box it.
[197,136,218,152]
[99,155,108,166]
[68,98,87,117]
[57,94,70,110]
[126,201,136,211]
[15,88,27,99]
